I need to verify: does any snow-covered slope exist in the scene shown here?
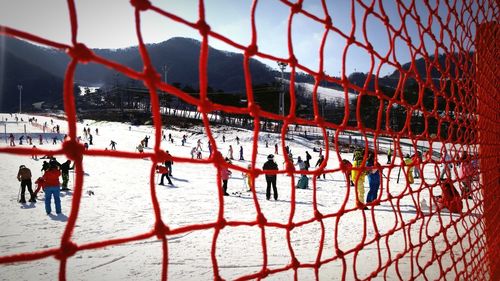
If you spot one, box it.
[0,113,482,280]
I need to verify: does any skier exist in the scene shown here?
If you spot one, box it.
[274,143,278,154]
[315,154,326,179]
[143,136,150,147]
[157,165,173,185]
[32,145,38,160]
[190,147,197,159]
[221,157,232,196]
[412,151,422,179]
[39,134,43,145]
[42,161,62,215]
[228,145,234,160]
[365,152,381,204]
[17,165,36,203]
[208,142,212,157]
[110,140,117,150]
[351,150,368,210]
[236,136,240,145]
[19,135,24,145]
[88,134,93,145]
[239,145,244,160]
[222,135,225,143]
[60,160,74,191]
[263,154,278,200]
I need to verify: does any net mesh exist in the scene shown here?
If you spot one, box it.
[1,0,499,280]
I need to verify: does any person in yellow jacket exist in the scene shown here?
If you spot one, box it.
[242,165,253,192]
[404,154,414,184]
[351,150,367,210]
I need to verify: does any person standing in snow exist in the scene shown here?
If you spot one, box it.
[164,151,173,176]
[17,165,36,203]
[157,165,173,185]
[221,158,232,196]
[190,147,197,159]
[9,134,15,146]
[197,139,202,151]
[315,154,326,179]
[263,154,279,200]
[239,145,244,160]
[110,140,117,150]
[236,136,240,145]
[60,160,74,191]
[365,152,381,204]
[42,162,62,215]
[274,143,279,154]
[351,151,368,210]
[403,154,415,184]
[305,151,312,170]
[228,145,234,160]
[387,147,393,164]
[242,164,253,192]
[143,136,150,147]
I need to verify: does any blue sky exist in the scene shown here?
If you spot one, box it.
[0,0,486,78]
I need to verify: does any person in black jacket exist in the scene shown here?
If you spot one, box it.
[315,154,326,179]
[60,160,74,191]
[164,151,173,176]
[262,154,279,200]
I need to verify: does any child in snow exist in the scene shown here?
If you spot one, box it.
[242,165,253,192]
[136,143,144,153]
[221,158,232,196]
[403,154,414,184]
[435,181,463,213]
[191,147,197,159]
[365,152,380,204]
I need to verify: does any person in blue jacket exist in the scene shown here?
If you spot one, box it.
[366,151,381,204]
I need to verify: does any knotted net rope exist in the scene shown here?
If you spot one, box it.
[0,0,498,280]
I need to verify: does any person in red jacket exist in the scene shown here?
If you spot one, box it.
[42,162,62,215]
[221,157,232,196]
[435,181,463,213]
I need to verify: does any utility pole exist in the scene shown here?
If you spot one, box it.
[17,85,23,114]
[277,62,287,117]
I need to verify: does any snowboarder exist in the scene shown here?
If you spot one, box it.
[315,154,326,179]
[263,154,279,200]
[17,165,36,203]
[221,157,232,196]
[110,140,117,150]
[42,161,62,215]
[239,145,244,160]
[365,152,381,204]
[60,160,74,191]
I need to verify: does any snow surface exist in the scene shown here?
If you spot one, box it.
[0,113,485,280]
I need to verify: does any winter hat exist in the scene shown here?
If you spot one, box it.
[267,154,274,160]
[19,165,26,169]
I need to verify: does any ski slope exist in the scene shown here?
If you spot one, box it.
[0,113,483,280]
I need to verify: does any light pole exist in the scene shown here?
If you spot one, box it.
[162,65,170,84]
[277,62,287,117]
[17,85,23,114]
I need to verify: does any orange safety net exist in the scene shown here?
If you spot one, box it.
[0,0,499,280]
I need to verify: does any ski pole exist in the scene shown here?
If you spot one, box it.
[397,166,402,184]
